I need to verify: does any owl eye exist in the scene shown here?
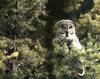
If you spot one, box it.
[69,25,72,29]
[61,24,66,28]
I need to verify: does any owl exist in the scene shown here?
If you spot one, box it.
[55,19,82,50]
[54,20,85,76]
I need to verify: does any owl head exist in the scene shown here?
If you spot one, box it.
[56,19,76,37]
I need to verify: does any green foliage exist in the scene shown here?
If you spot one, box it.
[0,0,100,79]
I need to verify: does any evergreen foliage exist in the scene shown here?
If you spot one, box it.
[0,0,100,79]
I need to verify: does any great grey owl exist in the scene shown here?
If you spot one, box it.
[55,19,82,50]
[54,19,85,76]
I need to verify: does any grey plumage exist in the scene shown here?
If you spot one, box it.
[55,19,82,50]
[54,19,85,76]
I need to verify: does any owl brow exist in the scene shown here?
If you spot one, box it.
[58,21,67,27]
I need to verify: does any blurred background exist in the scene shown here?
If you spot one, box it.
[0,0,100,79]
